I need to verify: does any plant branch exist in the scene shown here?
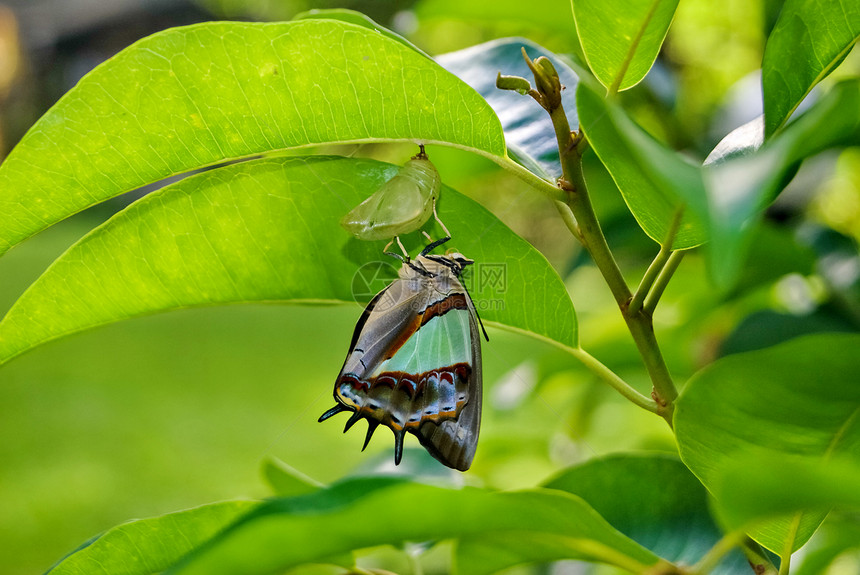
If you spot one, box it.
[514,48,679,422]
[691,533,777,575]
[779,514,802,575]
[551,108,632,306]
[553,119,677,421]
[740,538,779,575]
[643,250,685,316]
[691,532,744,575]
[493,154,566,201]
[535,73,678,423]
[569,347,660,413]
[630,208,684,314]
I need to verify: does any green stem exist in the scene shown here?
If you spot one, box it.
[630,209,684,315]
[692,533,777,575]
[740,538,779,575]
[779,514,802,575]
[691,532,744,574]
[630,248,672,315]
[550,109,677,422]
[570,347,660,413]
[493,154,566,201]
[643,250,685,316]
[550,107,631,306]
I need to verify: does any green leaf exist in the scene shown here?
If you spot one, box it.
[47,501,258,575]
[262,456,324,497]
[573,0,679,92]
[168,478,660,575]
[0,156,577,365]
[762,0,860,136]
[292,8,431,58]
[675,333,860,554]
[0,20,505,256]
[580,78,859,285]
[576,81,707,249]
[703,116,764,167]
[438,38,582,181]
[543,453,748,572]
[704,79,860,286]
[713,454,860,533]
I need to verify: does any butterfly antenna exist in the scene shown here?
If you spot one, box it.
[474,306,490,342]
[318,404,347,422]
[343,410,362,433]
[362,421,379,451]
[420,235,451,257]
[460,279,490,342]
[393,430,405,465]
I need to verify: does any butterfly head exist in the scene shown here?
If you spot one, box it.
[415,251,473,278]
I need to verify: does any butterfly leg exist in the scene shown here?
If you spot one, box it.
[383,236,411,263]
[396,236,409,258]
[432,198,452,239]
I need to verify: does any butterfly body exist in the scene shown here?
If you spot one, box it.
[320,243,484,471]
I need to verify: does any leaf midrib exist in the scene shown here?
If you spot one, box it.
[608,0,665,95]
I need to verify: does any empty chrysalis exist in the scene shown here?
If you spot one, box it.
[341,146,442,241]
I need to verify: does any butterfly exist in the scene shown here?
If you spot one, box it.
[319,236,488,471]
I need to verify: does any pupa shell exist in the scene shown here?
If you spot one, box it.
[340,155,441,241]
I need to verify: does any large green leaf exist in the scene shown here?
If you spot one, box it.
[580,78,860,285]
[543,453,749,573]
[261,456,324,498]
[576,81,708,249]
[675,333,860,554]
[438,38,581,181]
[168,478,660,575]
[704,79,860,286]
[572,0,679,92]
[47,501,258,575]
[0,156,577,366]
[0,19,507,256]
[762,0,860,136]
[713,454,860,533]
[292,8,431,57]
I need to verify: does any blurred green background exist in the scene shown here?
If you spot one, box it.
[0,1,858,574]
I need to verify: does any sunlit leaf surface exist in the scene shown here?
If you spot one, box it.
[48,501,258,575]
[168,478,660,575]
[0,156,577,365]
[762,0,860,136]
[0,20,505,256]
[576,81,707,249]
[573,0,679,91]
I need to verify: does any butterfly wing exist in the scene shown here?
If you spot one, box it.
[323,264,482,471]
[413,283,482,471]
